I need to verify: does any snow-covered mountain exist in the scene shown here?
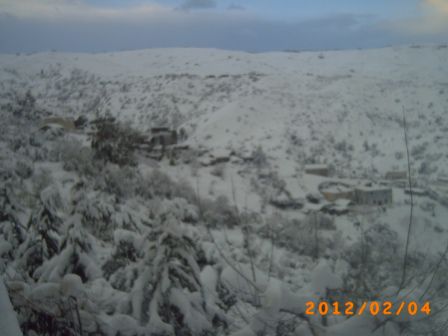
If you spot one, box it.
[1,45,448,335]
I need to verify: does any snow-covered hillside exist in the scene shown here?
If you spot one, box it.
[2,46,448,177]
[1,45,448,335]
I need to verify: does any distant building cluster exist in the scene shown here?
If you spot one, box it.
[304,164,397,211]
[39,115,189,161]
[319,180,393,210]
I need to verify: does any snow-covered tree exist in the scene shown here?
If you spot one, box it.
[131,213,227,335]
[90,117,143,166]
[0,277,23,336]
[0,187,25,251]
[34,214,101,283]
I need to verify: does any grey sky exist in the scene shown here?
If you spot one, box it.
[0,0,447,54]
[179,0,216,10]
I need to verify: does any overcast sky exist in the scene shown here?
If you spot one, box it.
[0,0,447,53]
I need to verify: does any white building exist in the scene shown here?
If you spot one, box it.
[355,186,392,206]
[305,164,329,177]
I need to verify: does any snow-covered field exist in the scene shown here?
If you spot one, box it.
[1,45,447,335]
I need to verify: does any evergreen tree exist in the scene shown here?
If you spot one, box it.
[132,214,227,335]
[34,213,101,283]
[90,117,143,166]
[17,185,62,278]
[0,187,25,248]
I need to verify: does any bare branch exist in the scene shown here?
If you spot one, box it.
[398,106,414,293]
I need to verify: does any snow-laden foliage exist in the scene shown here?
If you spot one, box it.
[130,214,227,335]
[0,113,233,335]
[18,191,62,279]
[2,46,448,335]
[0,277,23,336]
[90,117,144,167]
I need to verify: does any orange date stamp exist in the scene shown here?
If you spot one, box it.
[305,301,431,316]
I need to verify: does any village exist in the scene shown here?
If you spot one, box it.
[38,114,447,220]
[2,42,448,336]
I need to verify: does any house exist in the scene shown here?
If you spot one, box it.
[319,181,354,202]
[385,171,407,180]
[321,185,354,202]
[322,199,352,215]
[404,188,427,196]
[269,191,303,210]
[198,148,234,167]
[305,164,329,177]
[40,117,76,131]
[148,127,178,147]
[306,192,324,204]
[354,186,393,206]
[144,128,189,161]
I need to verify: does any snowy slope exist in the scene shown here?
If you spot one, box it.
[1,45,448,335]
[0,277,22,336]
[1,45,447,179]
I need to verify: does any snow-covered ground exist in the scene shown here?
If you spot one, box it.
[1,45,448,335]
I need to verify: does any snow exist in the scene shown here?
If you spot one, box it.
[200,265,218,295]
[0,277,22,336]
[356,185,392,192]
[0,238,13,256]
[1,44,448,335]
[60,273,83,298]
[169,287,212,334]
[305,164,328,170]
[113,228,142,248]
[87,278,130,315]
[29,282,61,301]
[97,313,144,336]
[309,260,343,296]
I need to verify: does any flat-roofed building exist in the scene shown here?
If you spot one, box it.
[305,164,329,177]
[385,171,407,180]
[321,184,354,202]
[355,186,392,206]
[149,127,178,147]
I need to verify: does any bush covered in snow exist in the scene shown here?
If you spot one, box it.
[54,139,98,176]
[90,117,143,166]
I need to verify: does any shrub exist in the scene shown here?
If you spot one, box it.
[95,164,139,200]
[340,223,419,299]
[54,139,98,176]
[251,145,269,171]
[211,163,226,179]
[90,117,143,166]
[411,142,428,159]
[32,168,53,196]
[10,90,39,120]
[201,195,240,228]
[14,160,33,179]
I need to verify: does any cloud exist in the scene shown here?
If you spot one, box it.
[0,1,446,54]
[426,0,448,13]
[385,0,448,35]
[227,3,245,11]
[0,0,168,21]
[0,11,402,54]
[179,0,216,10]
